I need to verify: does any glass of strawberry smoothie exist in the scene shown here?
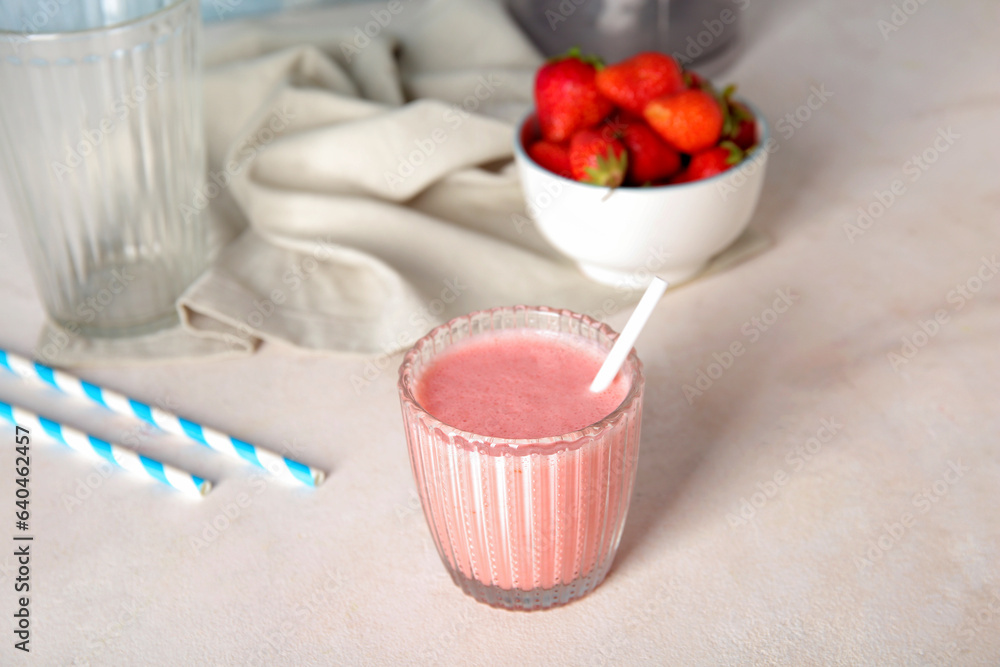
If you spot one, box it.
[397,305,644,610]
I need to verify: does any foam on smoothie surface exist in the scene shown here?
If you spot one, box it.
[415,328,630,439]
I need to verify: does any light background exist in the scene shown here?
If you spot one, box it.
[0,0,998,664]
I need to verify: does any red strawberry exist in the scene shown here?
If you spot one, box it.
[569,129,628,187]
[671,141,744,184]
[643,89,724,154]
[595,52,684,116]
[527,140,572,178]
[535,51,614,143]
[618,118,681,185]
[730,118,757,151]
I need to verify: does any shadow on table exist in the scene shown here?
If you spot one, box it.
[611,354,741,568]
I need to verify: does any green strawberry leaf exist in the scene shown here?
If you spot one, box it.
[730,101,753,123]
[584,145,628,187]
[720,94,735,137]
[720,140,744,165]
[551,46,605,70]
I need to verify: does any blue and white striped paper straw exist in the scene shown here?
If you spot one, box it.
[0,349,324,487]
[0,401,210,497]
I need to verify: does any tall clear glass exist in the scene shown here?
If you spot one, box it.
[0,0,206,337]
[398,306,645,610]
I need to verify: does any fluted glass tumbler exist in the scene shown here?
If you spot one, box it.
[398,306,644,610]
[0,0,206,337]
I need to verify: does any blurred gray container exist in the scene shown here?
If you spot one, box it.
[505,0,741,70]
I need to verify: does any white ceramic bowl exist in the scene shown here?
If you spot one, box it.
[513,107,769,287]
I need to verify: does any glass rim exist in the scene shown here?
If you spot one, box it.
[397,305,644,453]
[0,0,192,40]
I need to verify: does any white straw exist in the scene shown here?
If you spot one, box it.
[590,277,668,393]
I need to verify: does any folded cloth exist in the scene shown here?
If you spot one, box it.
[39,0,769,365]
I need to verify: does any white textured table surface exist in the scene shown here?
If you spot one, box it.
[2,0,999,665]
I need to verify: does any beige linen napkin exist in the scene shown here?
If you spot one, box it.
[40,0,768,365]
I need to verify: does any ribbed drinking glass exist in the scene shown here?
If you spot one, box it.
[398,306,645,610]
[0,0,206,337]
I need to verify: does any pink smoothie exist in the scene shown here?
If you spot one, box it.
[415,329,629,439]
[402,325,642,601]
